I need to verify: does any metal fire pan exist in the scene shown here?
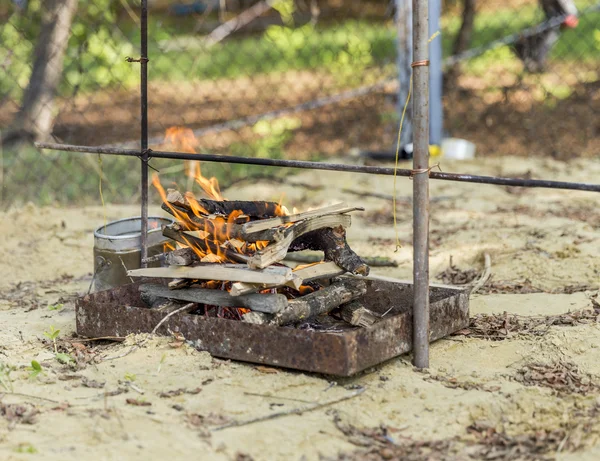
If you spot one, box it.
[76,279,469,376]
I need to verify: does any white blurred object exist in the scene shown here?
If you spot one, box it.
[441,138,476,160]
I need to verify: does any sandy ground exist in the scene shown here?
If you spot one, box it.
[0,155,599,460]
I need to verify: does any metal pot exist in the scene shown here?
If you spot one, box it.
[93,216,174,292]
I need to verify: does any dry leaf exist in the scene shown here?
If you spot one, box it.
[256,366,279,374]
[126,398,151,406]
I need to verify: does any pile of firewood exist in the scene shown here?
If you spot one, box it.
[127,190,378,327]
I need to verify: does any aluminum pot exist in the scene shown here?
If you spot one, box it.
[93,216,174,292]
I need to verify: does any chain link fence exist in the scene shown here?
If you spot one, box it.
[1,0,598,207]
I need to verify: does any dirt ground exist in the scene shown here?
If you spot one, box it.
[0,155,599,460]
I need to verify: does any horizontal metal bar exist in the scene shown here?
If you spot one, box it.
[35,142,600,193]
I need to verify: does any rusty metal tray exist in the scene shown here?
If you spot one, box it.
[76,278,468,376]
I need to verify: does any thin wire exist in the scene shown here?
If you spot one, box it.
[393,74,412,252]
[392,30,441,251]
[98,155,107,232]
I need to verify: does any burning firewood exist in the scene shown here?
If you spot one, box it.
[230,261,345,297]
[162,223,250,264]
[164,189,284,219]
[142,164,372,330]
[272,278,367,326]
[140,283,288,314]
[162,196,363,245]
[247,214,352,269]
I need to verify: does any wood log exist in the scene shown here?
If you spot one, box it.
[289,226,370,276]
[129,264,294,285]
[272,279,367,326]
[165,189,282,218]
[229,261,344,297]
[140,284,288,314]
[338,301,379,327]
[248,215,352,269]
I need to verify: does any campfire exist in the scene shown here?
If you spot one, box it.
[127,128,375,328]
[77,127,469,375]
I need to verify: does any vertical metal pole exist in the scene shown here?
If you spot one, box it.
[412,0,430,368]
[140,0,149,268]
[396,0,413,146]
[428,0,443,146]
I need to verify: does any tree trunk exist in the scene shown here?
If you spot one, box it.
[453,0,476,56]
[445,0,476,88]
[10,0,78,143]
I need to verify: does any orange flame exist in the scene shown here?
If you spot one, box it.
[154,126,282,265]
[164,126,222,201]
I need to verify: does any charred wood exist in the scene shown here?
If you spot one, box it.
[272,279,367,326]
[165,189,282,218]
[140,283,288,314]
[248,215,352,269]
[289,226,370,276]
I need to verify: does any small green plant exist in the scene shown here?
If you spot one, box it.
[0,362,15,392]
[48,303,63,311]
[124,372,136,382]
[43,325,60,354]
[15,443,37,454]
[28,360,43,379]
[157,353,167,374]
[55,353,74,365]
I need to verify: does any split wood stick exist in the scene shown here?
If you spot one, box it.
[162,224,249,264]
[339,300,379,327]
[165,189,282,218]
[272,279,367,326]
[128,264,294,285]
[230,275,302,297]
[230,261,344,297]
[248,214,352,269]
[140,284,288,314]
[144,247,199,266]
[242,203,362,234]
[289,226,370,276]
[168,278,193,290]
[284,252,398,268]
[241,311,272,324]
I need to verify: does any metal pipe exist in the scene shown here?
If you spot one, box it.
[396,0,413,146]
[411,0,430,368]
[35,142,600,193]
[140,0,149,268]
[428,0,443,147]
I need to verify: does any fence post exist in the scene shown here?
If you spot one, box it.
[140,0,149,267]
[428,0,443,146]
[411,0,430,369]
[396,0,413,146]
